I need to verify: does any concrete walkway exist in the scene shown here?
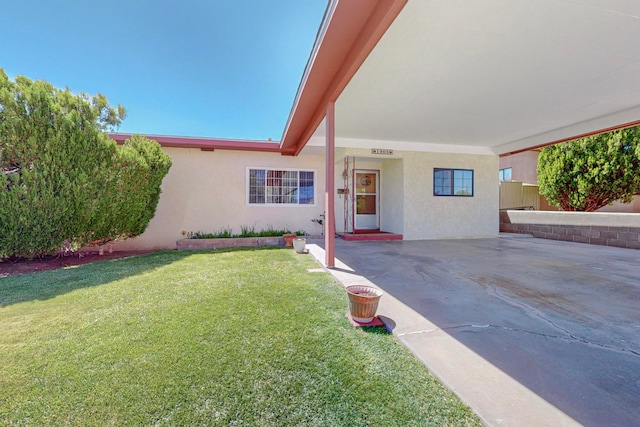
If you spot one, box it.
[306,235,640,427]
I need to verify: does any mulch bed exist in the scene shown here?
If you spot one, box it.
[0,250,155,278]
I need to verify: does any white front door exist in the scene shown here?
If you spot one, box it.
[354,170,379,230]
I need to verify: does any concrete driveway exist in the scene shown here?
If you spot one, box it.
[308,235,640,427]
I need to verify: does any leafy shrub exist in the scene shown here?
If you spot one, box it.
[240,225,259,237]
[85,135,172,245]
[538,126,640,211]
[0,71,171,259]
[187,227,234,239]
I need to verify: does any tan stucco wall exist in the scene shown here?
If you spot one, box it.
[596,197,640,213]
[335,148,498,239]
[381,159,404,234]
[113,148,326,250]
[498,150,540,185]
[113,146,498,251]
[332,151,405,234]
[403,152,498,240]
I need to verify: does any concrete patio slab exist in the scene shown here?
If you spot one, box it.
[306,236,640,427]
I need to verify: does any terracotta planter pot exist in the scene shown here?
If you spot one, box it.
[346,285,383,323]
[283,233,296,247]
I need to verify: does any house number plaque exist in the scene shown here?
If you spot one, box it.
[371,148,393,155]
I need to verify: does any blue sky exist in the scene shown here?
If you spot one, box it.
[1,1,327,141]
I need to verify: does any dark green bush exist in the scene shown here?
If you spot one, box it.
[84,135,172,245]
[0,70,171,259]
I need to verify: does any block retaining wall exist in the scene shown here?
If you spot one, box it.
[177,236,284,250]
[500,211,640,250]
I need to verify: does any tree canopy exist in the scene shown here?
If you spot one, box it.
[0,70,171,259]
[537,126,640,211]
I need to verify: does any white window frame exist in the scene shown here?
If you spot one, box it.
[246,167,317,206]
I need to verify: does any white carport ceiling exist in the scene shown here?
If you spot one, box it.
[324,0,640,155]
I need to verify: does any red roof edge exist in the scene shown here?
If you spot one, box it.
[498,119,640,157]
[279,0,408,156]
[109,133,282,153]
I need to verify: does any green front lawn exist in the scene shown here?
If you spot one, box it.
[0,248,480,426]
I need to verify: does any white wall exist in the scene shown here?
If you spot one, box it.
[333,148,498,239]
[113,148,326,250]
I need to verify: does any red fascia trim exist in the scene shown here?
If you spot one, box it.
[279,0,408,156]
[499,119,640,157]
[109,133,281,153]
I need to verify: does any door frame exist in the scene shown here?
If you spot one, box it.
[353,169,380,231]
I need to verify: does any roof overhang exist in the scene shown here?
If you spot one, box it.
[109,133,281,153]
[283,0,640,157]
[279,0,408,156]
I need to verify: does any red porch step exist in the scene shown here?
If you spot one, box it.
[337,231,403,241]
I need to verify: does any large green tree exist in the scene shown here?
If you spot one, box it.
[537,126,640,211]
[0,70,171,258]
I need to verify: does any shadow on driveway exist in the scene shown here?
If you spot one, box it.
[325,236,640,427]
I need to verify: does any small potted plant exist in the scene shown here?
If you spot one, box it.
[346,285,383,323]
[282,232,297,247]
[293,232,307,253]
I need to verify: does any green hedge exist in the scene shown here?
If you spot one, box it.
[187,226,305,239]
